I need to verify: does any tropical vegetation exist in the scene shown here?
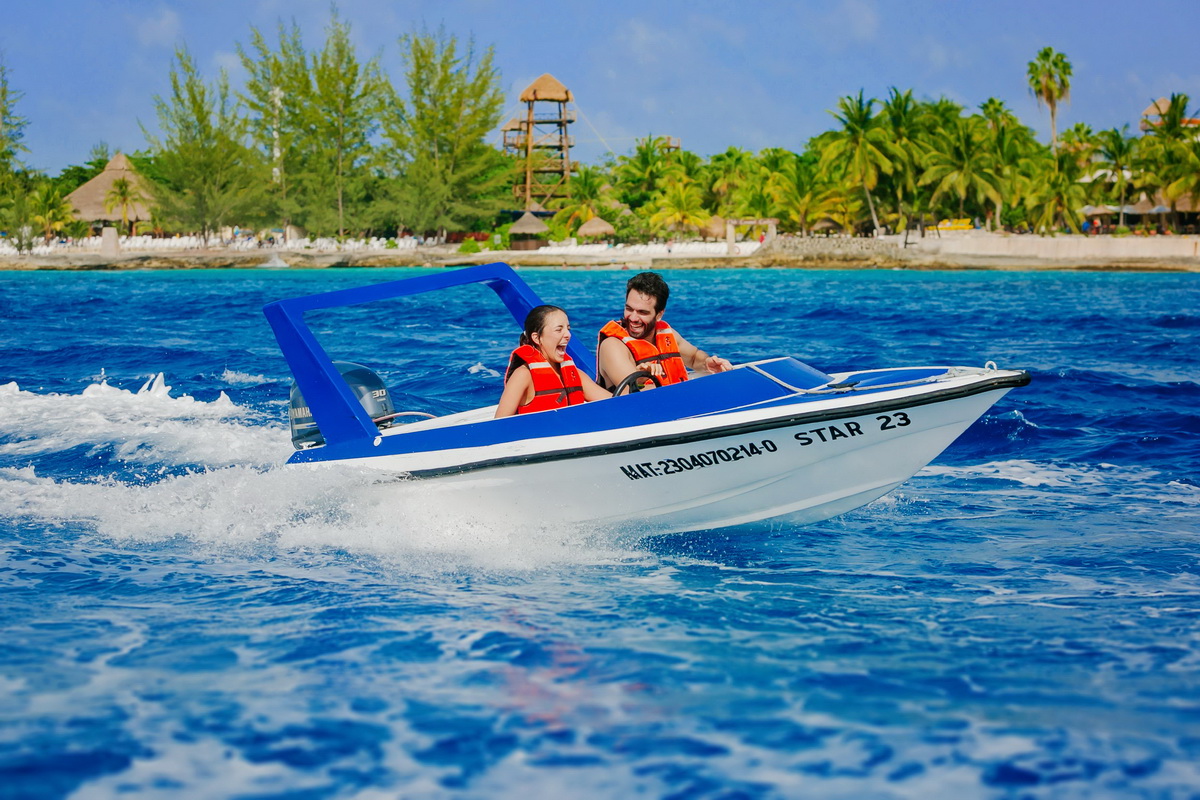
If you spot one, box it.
[1,29,1198,246]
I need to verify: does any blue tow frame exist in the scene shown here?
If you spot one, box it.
[263,263,598,454]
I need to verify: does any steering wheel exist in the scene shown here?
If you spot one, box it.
[612,370,663,397]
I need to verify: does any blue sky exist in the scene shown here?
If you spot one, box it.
[4,0,1199,175]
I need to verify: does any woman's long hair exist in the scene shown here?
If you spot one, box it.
[506,305,567,381]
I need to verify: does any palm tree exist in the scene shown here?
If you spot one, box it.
[1027,152,1087,234]
[1139,94,1194,231]
[920,115,1001,218]
[614,136,681,211]
[979,97,1027,229]
[769,156,827,236]
[1167,135,1200,221]
[1060,122,1098,170]
[647,177,710,234]
[879,88,925,231]
[29,183,76,242]
[732,166,777,219]
[1026,46,1072,154]
[705,146,754,215]
[819,90,893,233]
[551,165,611,233]
[1096,126,1137,227]
[104,177,148,236]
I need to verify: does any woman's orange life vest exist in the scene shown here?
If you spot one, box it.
[597,320,690,386]
[506,344,586,414]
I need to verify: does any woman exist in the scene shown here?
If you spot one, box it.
[495,305,611,418]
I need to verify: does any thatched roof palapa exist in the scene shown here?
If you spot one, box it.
[1142,97,1171,118]
[520,74,572,103]
[576,216,615,238]
[510,211,550,235]
[700,214,726,240]
[66,153,153,223]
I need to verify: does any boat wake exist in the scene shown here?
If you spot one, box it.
[0,376,644,570]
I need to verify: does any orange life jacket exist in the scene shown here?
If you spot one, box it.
[506,344,586,414]
[597,320,690,387]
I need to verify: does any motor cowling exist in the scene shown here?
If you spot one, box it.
[289,361,395,449]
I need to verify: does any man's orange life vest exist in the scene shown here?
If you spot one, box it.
[506,345,586,414]
[597,320,690,387]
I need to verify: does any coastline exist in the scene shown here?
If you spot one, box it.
[2,240,1199,273]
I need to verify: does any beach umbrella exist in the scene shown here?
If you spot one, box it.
[510,211,550,235]
[576,216,615,238]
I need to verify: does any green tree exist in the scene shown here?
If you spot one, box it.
[384,28,507,236]
[647,177,709,234]
[1138,94,1194,231]
[104,177,148,236]
[920,115,1001,218]
[144,47,267,241]
[1096,126,1137,227]
[30,183,76,241]
[705,146,754,215]
[731,165,778,221]
[0,54,29,195]
[879,88,926,230]
[298,13,389,236]
[769,153,828,236]
[819,90,893,233]
[1,189,36,253]
[1027,46,1072,154]
[237,19,310,230]
[552,164,612,233]
[978,98,1038,229]
[1026,152,1086,234]
[614,136,682,211]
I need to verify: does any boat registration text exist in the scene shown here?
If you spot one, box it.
[620,440,778,481]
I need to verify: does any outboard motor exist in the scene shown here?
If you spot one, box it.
[289,361,396,449]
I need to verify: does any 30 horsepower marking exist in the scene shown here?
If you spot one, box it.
[620,440,778,481]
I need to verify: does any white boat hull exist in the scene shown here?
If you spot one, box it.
[351,382,1011,535]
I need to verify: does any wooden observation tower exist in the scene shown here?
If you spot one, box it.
[504,74,576,210]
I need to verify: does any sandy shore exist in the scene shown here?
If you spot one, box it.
[2,245,1198,272]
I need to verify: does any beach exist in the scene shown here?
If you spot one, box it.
[3,233,1199,272]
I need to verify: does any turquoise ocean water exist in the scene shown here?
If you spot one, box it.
[1,267,1198,799]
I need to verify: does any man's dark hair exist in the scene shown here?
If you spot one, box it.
[626,272,670,313]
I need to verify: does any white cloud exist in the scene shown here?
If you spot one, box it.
[840,0,880,43]
[135,7,181,48]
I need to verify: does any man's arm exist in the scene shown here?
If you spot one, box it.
[674,331,733,374]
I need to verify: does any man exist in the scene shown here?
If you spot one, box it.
[597,272,733,392]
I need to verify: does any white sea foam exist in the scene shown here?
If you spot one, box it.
[0,464,641,571]
[220,368,268,385]
[0,375,288,468]
[0,377,644,569]
[467,361,501,378]
[920,459,1200,502]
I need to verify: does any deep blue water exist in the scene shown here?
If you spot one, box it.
[1,267,1198,799]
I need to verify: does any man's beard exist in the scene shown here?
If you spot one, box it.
[624,316,655,340]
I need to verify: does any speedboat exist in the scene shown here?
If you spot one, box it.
[264,263,1029,533]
